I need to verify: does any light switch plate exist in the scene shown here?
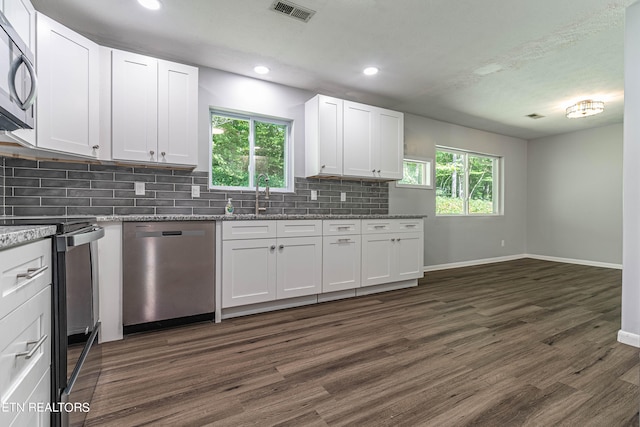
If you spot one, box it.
[340,192,346,202]
[191,185,200,198]
[134,182,145,196]
[310,190,317,200]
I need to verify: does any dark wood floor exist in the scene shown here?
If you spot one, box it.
[86,259,639,426]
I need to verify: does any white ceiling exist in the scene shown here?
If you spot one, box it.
[32,0,636,140]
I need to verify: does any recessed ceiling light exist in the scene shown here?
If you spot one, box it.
[363,67,379,76]
[254,65,270,75]
[138,0,161,10]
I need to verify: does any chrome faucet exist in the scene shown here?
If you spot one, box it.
[255,173,270,215]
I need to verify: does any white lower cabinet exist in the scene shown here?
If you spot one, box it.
[361,233,395,286]
[221,238,277,308]
[322,234,361,292]
[276,236,322,299]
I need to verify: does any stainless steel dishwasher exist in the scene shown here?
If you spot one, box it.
[123,221,215,331]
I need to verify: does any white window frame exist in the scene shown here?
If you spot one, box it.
[209,109,294,193]
[435,147,502,217]
[396,157,433,189]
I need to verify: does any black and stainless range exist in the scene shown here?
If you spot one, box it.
[0,216,104,427]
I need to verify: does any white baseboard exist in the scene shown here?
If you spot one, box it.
[524,254,622,270]
[617,330,640,347]
[423,253,622,272]
[423,254,527,272]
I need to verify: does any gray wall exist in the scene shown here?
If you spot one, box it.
[527,124,623,265]
[389,114,528,267]
[621,2,640,342]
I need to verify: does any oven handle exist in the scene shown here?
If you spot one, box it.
[60,226,105,247]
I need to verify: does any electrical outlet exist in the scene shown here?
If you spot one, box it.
[191,185,200,198]
[501,239,505,247]
[134,182,145,196]
[340,192,346,202]
[310,190,317,201]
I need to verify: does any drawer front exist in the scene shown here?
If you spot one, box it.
[0,239,52,319]
[323,219,361,236]
[396,219,424,233]
[277,220,322,237]
[0,286,51,418]
[222,220,277,240]
[362,219,394,234]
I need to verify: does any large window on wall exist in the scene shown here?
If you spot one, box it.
[435,148,501,216]
[210,110,292,191]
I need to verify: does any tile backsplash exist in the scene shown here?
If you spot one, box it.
[0,157,388,216]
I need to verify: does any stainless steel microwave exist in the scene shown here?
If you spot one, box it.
[0,9,36,131]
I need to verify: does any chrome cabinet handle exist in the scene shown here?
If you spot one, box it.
[161,151,166,157]
[374,225,385,229]
[92,145,99,150]
[406,224,416,228]
[372,169,376,173]
[337,226,350,230]
[17,265,48,280]
[377,170,381,173]
[391,238,396,242]
[397,238,401,241]
[321,164,326,168]
[16,335,47,359]
[338,238,351,243]
[279,244,284,249]
[150,150,155,155]
[270,245,276,250]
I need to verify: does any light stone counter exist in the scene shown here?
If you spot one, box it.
[96,214,426,222]
[0,225,57,249]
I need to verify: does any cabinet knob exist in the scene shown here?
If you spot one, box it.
[391,238,396,242]
[397,238,401,242]
[150,150,155,156]
[161,151,166,157]
[377,169,381,173]
[279,244,284,249]
[372,169,376,173]
[270,245,276,250]
[92,145,99,150]
[321,164,326,169]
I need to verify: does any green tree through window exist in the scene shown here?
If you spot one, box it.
[211,112,290,190]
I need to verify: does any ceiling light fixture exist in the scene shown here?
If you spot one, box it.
[565,100,605,118]
[363,67,379,76]
[138,0,162,10]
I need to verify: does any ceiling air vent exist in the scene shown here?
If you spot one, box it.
[526,113,545,120]
[270,1,316,22]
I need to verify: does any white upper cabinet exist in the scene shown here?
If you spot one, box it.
[305,95,404,180]
[36,13,100,158]
[1,0,36,146]
[111,50,158,163]
[305,94,343,176]
[158,60,198,165]
[111,49,198,166]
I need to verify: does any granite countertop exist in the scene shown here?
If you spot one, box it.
[97,214,427,222]
[0,225,57,250]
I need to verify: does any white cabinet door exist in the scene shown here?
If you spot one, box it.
[3,0,35,50]
[221,239,277,308]
[158,60,198,166]
[377,108,404,180]
[361,233,394,287]
[343,100,376,178]
[305,95,343,177]
[111,50,158,163]
[396,232,423,280]
[276,236,322,299]
[322,235,361,292]
[36,13,100,157]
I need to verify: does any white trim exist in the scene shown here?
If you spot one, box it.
[617,330,640,347]
[423,255,526,272]
[525,254,622,270]
[423,254,622,272]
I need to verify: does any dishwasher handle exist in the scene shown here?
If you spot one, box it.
[162,231,182,236]
[136,230,206,238]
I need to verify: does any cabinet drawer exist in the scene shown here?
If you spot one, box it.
[0,239,52,318]
[396,219,423,233]
[223,220,277,240]
[362,220,394,234]
[277,220,322,237]
[323,219,361,235]
[0,286,51,419]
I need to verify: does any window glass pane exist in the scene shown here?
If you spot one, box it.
[254,121,286,189]
[436,151,464,215]
[211,115,250,187]
[399,160,424,185]
[468,155,494,214]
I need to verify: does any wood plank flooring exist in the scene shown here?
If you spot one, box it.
[85,259,639,426]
